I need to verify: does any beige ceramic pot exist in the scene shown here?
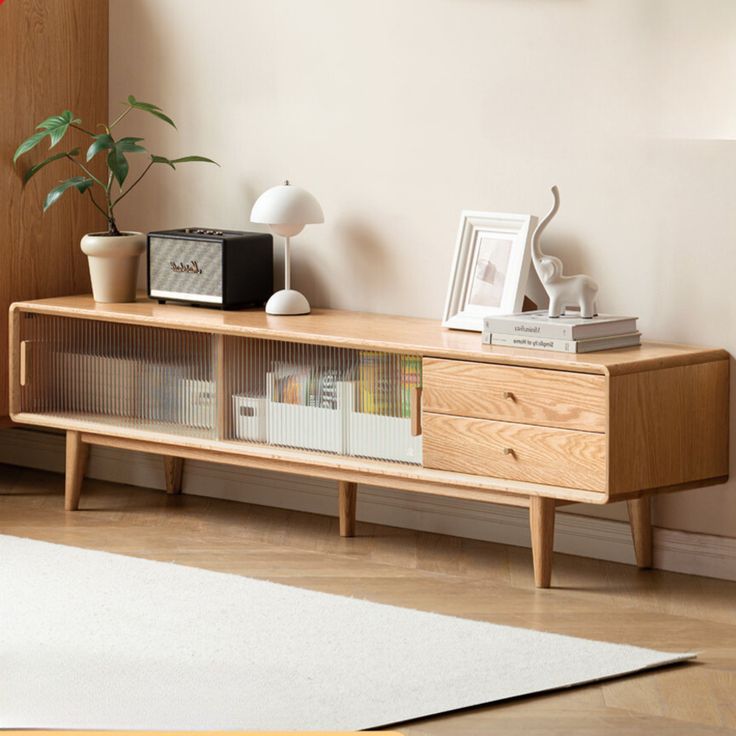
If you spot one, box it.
[80,232,146,303]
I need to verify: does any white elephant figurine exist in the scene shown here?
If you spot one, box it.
[531,186,599,319]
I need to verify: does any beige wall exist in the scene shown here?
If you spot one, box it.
[109,0,736,538]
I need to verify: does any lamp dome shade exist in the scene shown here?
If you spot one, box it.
[250,183,324,227]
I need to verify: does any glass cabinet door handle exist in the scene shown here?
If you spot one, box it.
[410,386,423,436]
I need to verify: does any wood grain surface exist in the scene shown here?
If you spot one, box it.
[69,428,594,504]
[627,496,653,569]
[422,412,607,491]
[163,456,184,494]
[9,296,728,376]
[423,357,607,432]
[608,360,730,496]
[338,480,357,537]
[64,430,89,511]
[530,496,556,588]
[0,0,108,418]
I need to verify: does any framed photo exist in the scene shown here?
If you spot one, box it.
[442,211,537,331]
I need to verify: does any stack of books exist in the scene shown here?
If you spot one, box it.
[358,352,422,417]
[482,310,641,353]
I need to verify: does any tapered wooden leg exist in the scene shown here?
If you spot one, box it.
[627,495,653,569]
[164,456,184,495]
[338,481,357,537]
[530,496,555,588]
[64,431,89,511]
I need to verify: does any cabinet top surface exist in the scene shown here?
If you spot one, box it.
[11,294,728,375]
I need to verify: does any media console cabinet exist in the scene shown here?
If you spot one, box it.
[9,295,730,587]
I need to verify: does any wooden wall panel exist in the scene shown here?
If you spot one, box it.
[0,0,108,418]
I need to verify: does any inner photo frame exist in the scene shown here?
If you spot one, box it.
[442,211,537,331]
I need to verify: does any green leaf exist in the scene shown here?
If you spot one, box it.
[150,154,219,170]
[43,176,93,212]
[151,154,176,169]
[107,147,129,187]
[86,134,114,162]
[147,109,177,128]
[35,110,81,147]
[106,138,147,186]
[116,136,147,154]
[170,155,219,166]
[127,95,176,128]
[14,110,82,164]
[13,130,48,164]
[23,148,80,185]
[127,95,162,111]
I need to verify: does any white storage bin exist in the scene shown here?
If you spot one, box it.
[232,394,268,442]
[267,376,351,454]
[179,378,216,429]
[348,410,422,464]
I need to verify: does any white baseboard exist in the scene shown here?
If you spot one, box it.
[1,427,735,582]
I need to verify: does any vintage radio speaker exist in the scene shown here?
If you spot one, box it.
[147,228,273,309]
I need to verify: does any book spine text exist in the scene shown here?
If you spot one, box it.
[490,333,578,352]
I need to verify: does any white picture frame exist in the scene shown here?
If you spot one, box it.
[442,210,537,332]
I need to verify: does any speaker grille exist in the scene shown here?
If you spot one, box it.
[149,236,223,300]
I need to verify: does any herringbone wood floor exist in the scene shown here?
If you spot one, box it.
[1,462,734,735]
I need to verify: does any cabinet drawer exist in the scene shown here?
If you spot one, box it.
[422,358,606,432]
[423,412,607,491]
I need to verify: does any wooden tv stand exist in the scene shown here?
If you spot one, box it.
[8,295,730,587]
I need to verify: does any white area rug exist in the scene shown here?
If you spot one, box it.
[0,534,692,730]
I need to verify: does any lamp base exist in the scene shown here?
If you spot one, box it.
[265,289,311,315]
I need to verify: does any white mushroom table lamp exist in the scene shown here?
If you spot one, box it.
[250,180,324,315]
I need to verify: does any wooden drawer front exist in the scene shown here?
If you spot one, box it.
[423,412,607,491]
[423,358,607,432]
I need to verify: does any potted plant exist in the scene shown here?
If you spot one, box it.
[13,96,217,303]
